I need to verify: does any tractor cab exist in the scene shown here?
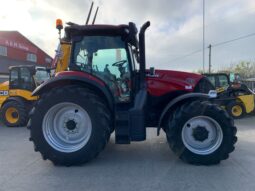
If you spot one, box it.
[9,65,50,91]
[66,24,140,103]
[53,22,144,103]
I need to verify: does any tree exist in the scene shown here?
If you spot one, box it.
[234,61,255,79]
[218,61,255,79]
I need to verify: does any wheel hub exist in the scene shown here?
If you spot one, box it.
[42,102,92,153]
[65,120,77,131]
[11,111,18,119]
[192,126,209,142]
[181,116,223,155]
[5,107,19,124]
[232,105,242,116]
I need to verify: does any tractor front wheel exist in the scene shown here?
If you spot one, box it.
[28,86,111,166]
[165,101,237,165]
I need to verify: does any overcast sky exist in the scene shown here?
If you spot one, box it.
[0,0,255,72]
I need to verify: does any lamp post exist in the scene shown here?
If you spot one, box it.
[203,0,205,73]
[208,44,212,73]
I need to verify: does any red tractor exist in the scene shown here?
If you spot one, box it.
[28,21,237,166]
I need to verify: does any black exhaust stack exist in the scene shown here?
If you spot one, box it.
[139,21,150,89]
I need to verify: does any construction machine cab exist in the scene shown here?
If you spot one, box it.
[204,73,230,93]
[9,66,50,91]
[9,66,36,91]
[204,72,255,118]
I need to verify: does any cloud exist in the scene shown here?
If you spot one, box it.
[0,0,255,72]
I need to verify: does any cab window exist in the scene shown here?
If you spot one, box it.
[207,76,216,87]
[10,69,19,89]
[72,36,131,102]
[20,67,34,91]
[218,75,229,88]
[35,69,50,85]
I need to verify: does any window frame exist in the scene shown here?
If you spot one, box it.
[27,53,37,63]
[0,46,7,56]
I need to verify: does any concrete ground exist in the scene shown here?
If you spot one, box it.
[0,116,255,191]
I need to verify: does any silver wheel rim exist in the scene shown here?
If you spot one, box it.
[42,102,92,153]
[181,116,223,155]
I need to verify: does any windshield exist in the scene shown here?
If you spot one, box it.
[218,75,229,88]
[72,36,126,70]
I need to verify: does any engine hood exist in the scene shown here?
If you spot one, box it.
[146,69,203,96]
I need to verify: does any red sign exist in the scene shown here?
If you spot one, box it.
[0,38,37,53]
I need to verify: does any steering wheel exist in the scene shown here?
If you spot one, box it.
[112,60,127,67]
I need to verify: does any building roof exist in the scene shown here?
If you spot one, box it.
[0,31,52,58]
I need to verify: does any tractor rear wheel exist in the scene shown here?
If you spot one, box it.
[1,101,28,127]
[28,86,111,166]
[227,101,245,119]
[165,101,237,165]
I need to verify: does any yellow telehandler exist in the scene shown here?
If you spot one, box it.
[0,66,50,127]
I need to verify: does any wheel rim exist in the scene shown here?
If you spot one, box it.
[42,102,92,153]
[181,116,223,155]
[5,107,19,124]
[231,105,242,117]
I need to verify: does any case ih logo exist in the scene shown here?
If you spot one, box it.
[185,78,195,85]
[0,91,8,96]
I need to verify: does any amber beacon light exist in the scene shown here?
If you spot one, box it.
[56,19,63,30]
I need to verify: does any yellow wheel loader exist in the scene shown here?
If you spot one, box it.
[204,73,255,119]
[0,65,50,127]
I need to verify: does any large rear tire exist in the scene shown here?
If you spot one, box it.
[28,86,111,166]
[1,100,28,127]
[165,101,237,165]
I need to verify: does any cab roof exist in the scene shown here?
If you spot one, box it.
[64,22,139,48]
[65,24,129,38]
[9,65,36,70]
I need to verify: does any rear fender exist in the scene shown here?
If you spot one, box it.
[32,75,114,111]
[157,93,210,135]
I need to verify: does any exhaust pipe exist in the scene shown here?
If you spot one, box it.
[139,21,150,89]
